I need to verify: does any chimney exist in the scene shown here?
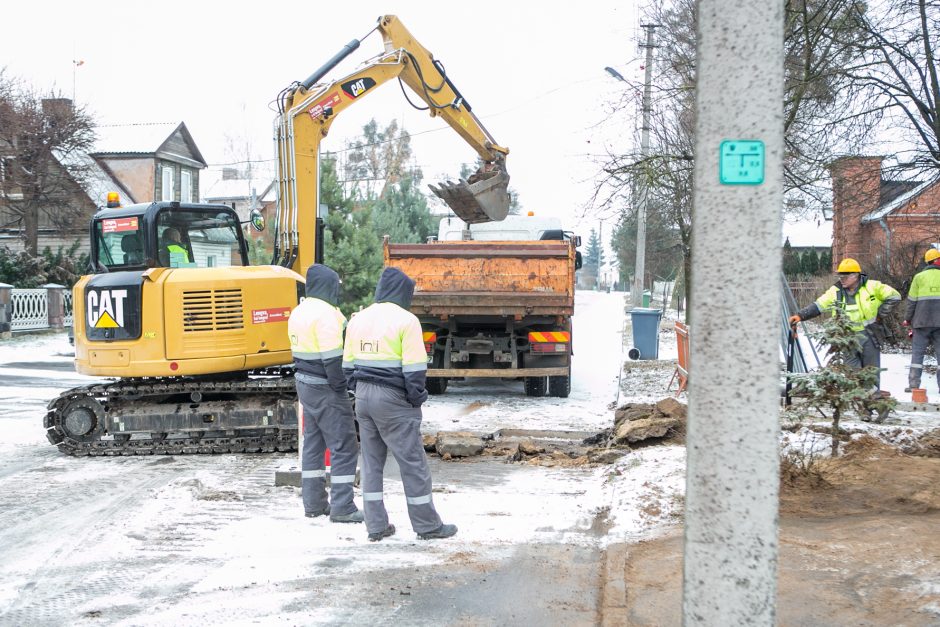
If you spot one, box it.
[222,167,240,180]
[41,98,74,117]
[829,156,883,270]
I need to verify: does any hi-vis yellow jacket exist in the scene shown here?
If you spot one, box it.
[905,264,940,328]
[288,265,348,393]
[343,268,428,407]
[798,274,901,333]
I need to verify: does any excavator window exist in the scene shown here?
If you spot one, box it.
[156,209,247,269]
[94,216,145,271]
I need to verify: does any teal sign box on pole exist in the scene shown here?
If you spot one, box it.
[719,140,765,185]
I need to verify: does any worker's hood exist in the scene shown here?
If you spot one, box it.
[373,267,414,309]
[304,264,341,306]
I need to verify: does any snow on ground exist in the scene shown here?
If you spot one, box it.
[423,289,629,435]
[0,292,696,624]
[782,348,940,461]
[4,292,935,622]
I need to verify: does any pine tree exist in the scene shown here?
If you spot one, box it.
[370,169,437,243]
[788,308,896,455]
[320,153,383,316]
[818,248,832,275]
[800,250,819,276]
[584,227,605,272]
[782,239,802,277]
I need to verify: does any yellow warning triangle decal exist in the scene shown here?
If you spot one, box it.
[95,311,119,328]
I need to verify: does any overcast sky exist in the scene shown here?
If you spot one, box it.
[2,1,829,250]
[1,1,654,248]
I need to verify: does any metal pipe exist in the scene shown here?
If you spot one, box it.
[879,217,891,272]
[301,39,361,90]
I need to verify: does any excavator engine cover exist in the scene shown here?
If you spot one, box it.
[430,166,510,224]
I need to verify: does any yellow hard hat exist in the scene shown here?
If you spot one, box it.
[837,258,861,273]
[925,249,940,263]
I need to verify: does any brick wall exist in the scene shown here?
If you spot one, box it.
[830,156,883,270]
[879,181,940,277]
[831,156,940,285]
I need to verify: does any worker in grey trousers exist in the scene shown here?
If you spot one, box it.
[904,248,940,393]
[288,264,362,523]
[343,267,457,542]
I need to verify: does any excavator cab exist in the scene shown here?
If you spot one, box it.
[92,202,249,272]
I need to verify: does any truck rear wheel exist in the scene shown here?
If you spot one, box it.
[524,376,547,397]
[549,369,570,398]
[427,377,448,394]
[427,351,448,394]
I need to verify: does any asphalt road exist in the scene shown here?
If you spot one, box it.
[0,292,634,625]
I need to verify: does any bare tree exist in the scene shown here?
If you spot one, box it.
[0,70,96,255]
[846,0,940,178]
[597,0,877,317]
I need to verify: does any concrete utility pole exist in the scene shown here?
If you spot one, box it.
[630,24,659,307]
[632,24,658,308]
[684,0,783,624]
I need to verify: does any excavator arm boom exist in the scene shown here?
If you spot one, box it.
[273,14,510,276]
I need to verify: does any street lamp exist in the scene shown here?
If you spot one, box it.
[606,24,658,308]
[604,66,626,82]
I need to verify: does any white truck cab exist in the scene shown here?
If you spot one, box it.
[436,214,566,242]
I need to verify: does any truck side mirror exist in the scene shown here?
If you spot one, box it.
[249,208,265,232]
[575,250,583,270]
[574,235,582,247]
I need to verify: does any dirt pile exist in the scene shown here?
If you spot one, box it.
[904,427,940,458]
[781,434,940,517]
[422,431,627,467]
[612,398,686,445]
[608,436,940,625]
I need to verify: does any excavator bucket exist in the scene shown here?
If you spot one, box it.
[430,166,510,224]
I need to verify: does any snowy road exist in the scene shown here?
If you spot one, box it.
[0,291,687,625]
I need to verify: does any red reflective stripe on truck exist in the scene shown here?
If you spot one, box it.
[528,331,570,342]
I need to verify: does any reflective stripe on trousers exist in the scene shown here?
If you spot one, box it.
[910,327,940,388]
[296,380,360,517]
[354,381,443,535]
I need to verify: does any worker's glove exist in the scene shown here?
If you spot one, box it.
[788,314,801,326]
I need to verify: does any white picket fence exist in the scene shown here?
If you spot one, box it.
[1,285,73,332]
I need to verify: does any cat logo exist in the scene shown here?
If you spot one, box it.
[87,289,127,329]
[341,77,376,99]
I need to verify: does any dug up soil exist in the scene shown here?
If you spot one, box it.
[604,436,940,626]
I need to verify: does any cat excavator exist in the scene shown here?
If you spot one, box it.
[44,15,511,455]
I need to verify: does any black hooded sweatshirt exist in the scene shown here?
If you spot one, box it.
[291,264,347,393]
[345,267,428,407]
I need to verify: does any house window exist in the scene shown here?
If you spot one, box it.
[181,170,192,203]
[0,157,22,199]
[161,165,174,201]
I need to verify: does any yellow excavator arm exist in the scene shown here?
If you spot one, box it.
[273,14,510,276]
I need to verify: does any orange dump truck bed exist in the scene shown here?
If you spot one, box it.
[384,240,576,318]
[384,238,576,397]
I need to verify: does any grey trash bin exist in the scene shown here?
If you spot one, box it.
[629,307,663,360]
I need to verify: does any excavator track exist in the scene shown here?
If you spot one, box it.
[44,372,299,457]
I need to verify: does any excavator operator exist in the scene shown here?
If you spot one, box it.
[161,227,191,266]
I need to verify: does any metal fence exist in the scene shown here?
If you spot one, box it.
[64,290,73,326]
[0,284,70,334]
[11,289,49,331]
